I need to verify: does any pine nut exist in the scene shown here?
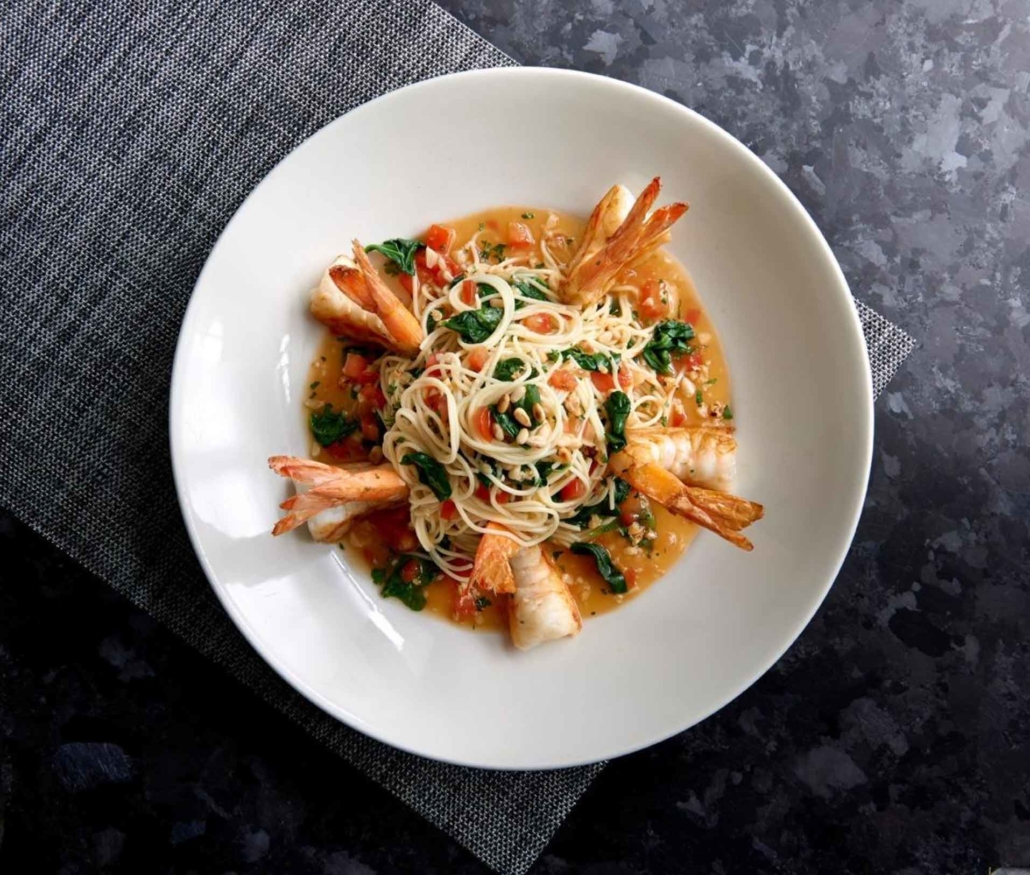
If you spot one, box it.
[497,394,510,413]
[514,407,531,427]
[532,402,545,422]
[492,423,505,442]
[511,386,525,403]
[516,428,529,445]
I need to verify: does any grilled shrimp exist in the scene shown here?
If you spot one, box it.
[509,544,582,650]
[621,426,737,492]
[268,456,409,538]
[561,177,688,308]
[469,522,520,594]
[310,240,424,354]
[611,453,763,551]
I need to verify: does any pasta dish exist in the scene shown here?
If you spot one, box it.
[269,178,763,649]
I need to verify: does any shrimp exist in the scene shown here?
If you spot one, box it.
[611,454,763,551]
[268,456,409,538]
[309,239,424,354]
[469,522,520,594]
[509,544,583,650]
[621,426,737,492]
[560,177,688,308]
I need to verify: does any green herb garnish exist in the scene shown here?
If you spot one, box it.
[310,381,320,389]
[365,238,424,275]
[494,358,534,381]
[641,319,696,374]
[401,452,452,500]
[570,543,628,594]
[695,389,704,406]
[372,554,440,611]
[478,241,507,263]
[442,306,503,343]
[309,404,359,446]
[474,596,492,611]
[554,347,621,373]
[512,277,549,303]
[723,406,734,421]
[563,477,631,528]
[604,391,631,453]
[521,212,535,219]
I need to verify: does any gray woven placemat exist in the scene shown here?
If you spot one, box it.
[0,1,914,873]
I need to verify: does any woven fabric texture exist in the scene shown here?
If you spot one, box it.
[0,1,913,873]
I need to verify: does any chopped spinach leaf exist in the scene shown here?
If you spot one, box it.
[448,273,466,288]
[426,313,438,334]
[365,238,424,275]
[373,554,440,611]
[309,404,359,446]
[401,452,452,500]
[723,406,734,421]
[570,542,628,594]
[535,460,556,485]
[443,306,503,343]
[564,477,631,528]
[555,347,620,373]
[494,357,530,381]
[604,391,631,454]
[492,408,521,440]
[641,319,696,374]
[512,277,549,302]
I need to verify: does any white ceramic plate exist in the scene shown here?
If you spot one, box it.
[170,68,872,769]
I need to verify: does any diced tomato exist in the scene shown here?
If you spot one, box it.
[495,491,510,505]
[619,509,637,526]
[451,579,478,621]
[684,308,701,326]
[486,219,499,231]
[523,313,553,334]
[425,352,443,376]
[475,482,491,501]
[360,414,380,442]
[424,387,445,413]
[342,352,370,380]
[624,567,639,589]
[467,346,489,372]
[560,479,586,502]
[426,224,456,253]
[548,369,578,391]
[671,408,688,427]
[473,407,493,441]
[590,370,616,393]
[401,559,420,583]
[398,271,414,295]
[507,221,535,250]
[441,499,458,520]
[358,383,387,410]
[639,279,666,320]
[617,364,633,390]
[460,279,478,307]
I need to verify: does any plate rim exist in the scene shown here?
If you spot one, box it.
[168,66,874,770]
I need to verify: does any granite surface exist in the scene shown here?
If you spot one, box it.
[2,0,1029,872]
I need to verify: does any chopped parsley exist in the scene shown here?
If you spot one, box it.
[695,388,704,406]
[641,320,695,374]
[474,596,492,611]
[521,212,535,219]
[365,238,424,275]
[723,406,734,421]
[309,404,359,446]
[478,241,507,263]
[309,381,320,389]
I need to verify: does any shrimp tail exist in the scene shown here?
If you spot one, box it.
[561,177,688,307]
[616,459,763,551]
[269,458,409,535]
[351,240,424,355]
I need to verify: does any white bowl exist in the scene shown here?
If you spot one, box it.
[170,68,872,769]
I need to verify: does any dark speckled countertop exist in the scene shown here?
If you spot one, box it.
[2,1,1029,872]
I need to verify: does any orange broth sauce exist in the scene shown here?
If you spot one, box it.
[304,206,731,632]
